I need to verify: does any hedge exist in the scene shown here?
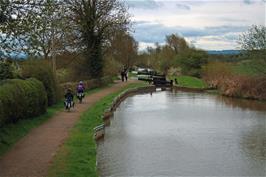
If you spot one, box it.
[0,78,47,126]
[60,76,113,92]
[21,60,59,106]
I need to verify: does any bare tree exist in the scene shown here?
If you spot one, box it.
[238,25,266,75]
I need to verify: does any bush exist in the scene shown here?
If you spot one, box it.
[0,78,47,126]
[219,76,266,100]
[0,62,13,80]
[203,62,233,88]
[60,76,113,93]
[21,60,59,106]
[178,49,208,77]
[203,62,266,100]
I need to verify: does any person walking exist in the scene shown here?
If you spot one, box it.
[120,69,125,82]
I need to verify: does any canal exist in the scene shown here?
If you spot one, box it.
[97,89,266,176]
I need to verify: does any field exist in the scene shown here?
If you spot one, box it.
[170,75,207,89]
[231,60,260,76]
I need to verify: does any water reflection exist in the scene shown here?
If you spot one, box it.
[216,95,266,112]
[97,91,266,176]
[241,125,266,160]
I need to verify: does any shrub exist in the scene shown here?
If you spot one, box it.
[0,78,47,126]
[178,49,208,77]
[0,62,13,80]
[21,60,59,106]
[203,62,233,88]
[60,76,113,93]
[203,62,266,100]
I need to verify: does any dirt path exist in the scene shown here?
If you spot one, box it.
[0,80,135,177]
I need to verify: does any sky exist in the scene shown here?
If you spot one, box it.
[124,0,266,51]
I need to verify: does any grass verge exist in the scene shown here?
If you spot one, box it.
[0,102,62,157]
[170,75,207,89]
[0,85,112,158]
[48,82,147,177]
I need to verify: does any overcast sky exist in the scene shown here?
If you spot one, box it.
[124,0,266,51]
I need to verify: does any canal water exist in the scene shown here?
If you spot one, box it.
[97,89,266,176]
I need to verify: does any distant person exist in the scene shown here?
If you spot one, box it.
[120,70,125,82]
[174,78,178,85]
[124,68,128,82]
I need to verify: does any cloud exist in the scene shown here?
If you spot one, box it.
[128,0,264,50]
[175,3,191,10]
[125,0,160,9]
[132,21,249,50]
[243,0,254,4]
[133,21,249,42]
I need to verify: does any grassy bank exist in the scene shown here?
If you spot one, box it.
[48,82,147,177]
[170,75,207,89]
[0,86,111,158]
[0,102,62,157]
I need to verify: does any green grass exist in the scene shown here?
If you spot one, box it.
[0,85,112,158]
[231,61,260,76]
[48,82,147,177]
[170,75,207,89]
[0,102,63,157]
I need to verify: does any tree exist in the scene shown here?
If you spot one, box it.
[178,49,208,77]
[238,25,266,75]
[107,30,138,69]
[65,0,130,78]
[0,0,69,63]
[166,34,189,54]
[239,25,266,51]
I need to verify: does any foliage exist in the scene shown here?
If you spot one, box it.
[219,76,266,100]
[203,62,232,88]
[21,60,59,106]
[65,0,130,78]
[48,83,148,177]
[238,25,266,75]
[166,34,189,54]
[103,57,123,77]
[0,0,69,60]
[137,34,207,76]
[203,61,266,100]
[178,49,208,77]
[238,25,266,51]
[0,78,47,127]
[0,61,13,80]
[60,77,113,92]
[106,30,138,69]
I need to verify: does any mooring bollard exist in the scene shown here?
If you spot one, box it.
[94,124,105,140]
